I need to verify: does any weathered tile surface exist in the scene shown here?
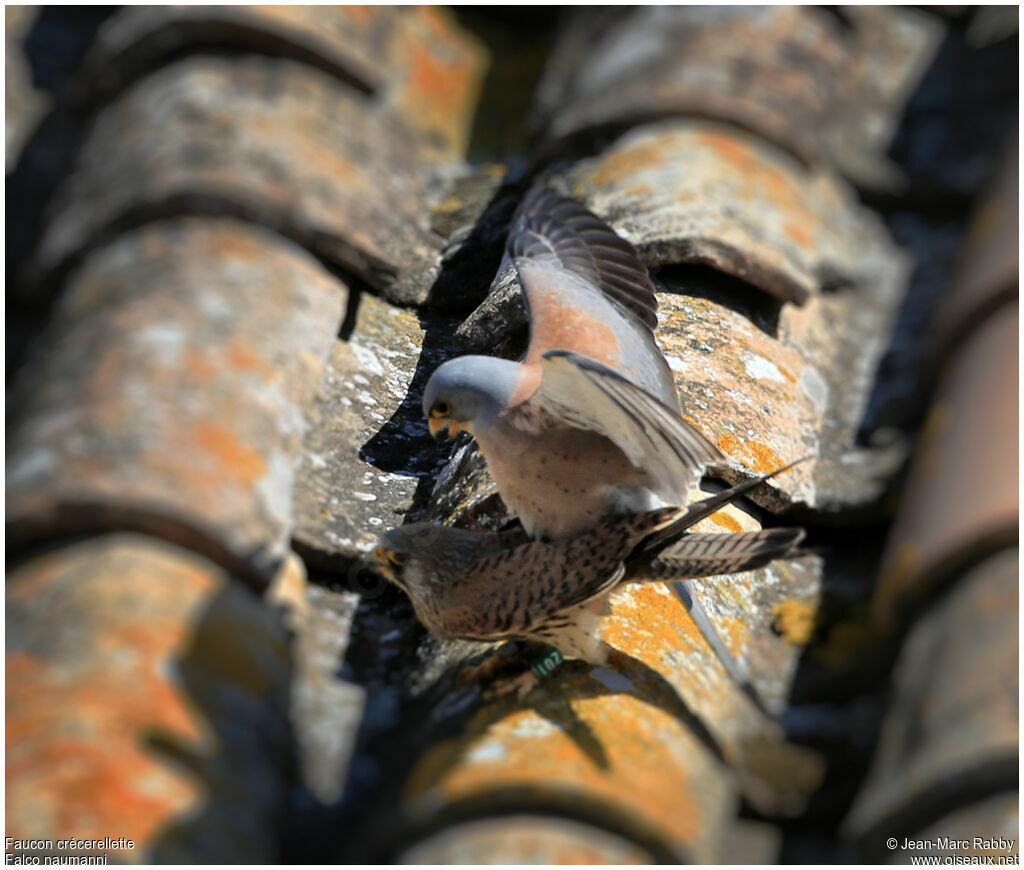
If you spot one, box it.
[8,218,345,583]
[898,794,1019,862]
[532,6,940,186]
[85,5,485,159]
[292,293,460,567]
[282,575,366,805]
[402,681,736,863]
[564,121,902,305]
[845,549,1018,852]
[928,131,1018,365]
[393,461,824,859]
[874,303,1018,625]
[9,6,1012,864]
[385,6,487,159]
[31,55,445,304]
[6,535,293,863]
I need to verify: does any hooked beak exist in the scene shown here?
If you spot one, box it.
[428,418,470,441]
[371,545,398,582]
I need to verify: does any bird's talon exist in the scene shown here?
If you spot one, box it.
[482,668,541,701]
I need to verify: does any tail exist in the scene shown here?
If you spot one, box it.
[664,535,805,721]
[632,456,810,561]
[648,528,806,579]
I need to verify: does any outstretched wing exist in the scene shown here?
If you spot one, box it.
[529,350,722,504]
[509,188,677,405]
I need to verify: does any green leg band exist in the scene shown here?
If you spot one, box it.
[530,648,565,678]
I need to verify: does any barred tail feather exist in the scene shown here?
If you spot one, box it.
[632,456,810,560]
[648,528,806,579]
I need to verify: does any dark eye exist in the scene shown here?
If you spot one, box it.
[431,400,451,418]
[388,551,408,567]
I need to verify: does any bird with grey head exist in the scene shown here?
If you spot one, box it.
[422,188,723,541]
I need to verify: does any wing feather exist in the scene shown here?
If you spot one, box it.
[509,188,661,337]
[531,350,722,503]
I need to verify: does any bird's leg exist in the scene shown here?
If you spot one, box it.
[490,646,565,700]
[456,642,526,687]
[486,669,541,701]
[468,644,566,701]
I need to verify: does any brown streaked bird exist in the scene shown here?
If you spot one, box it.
[423,188,722,540]
[371,466,805,673]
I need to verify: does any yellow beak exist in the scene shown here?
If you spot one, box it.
[428,418,470,440]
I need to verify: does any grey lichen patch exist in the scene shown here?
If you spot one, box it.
[292,292,461,567]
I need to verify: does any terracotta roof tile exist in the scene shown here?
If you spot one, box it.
[874,300,1018,627]
[6,534,293,861]
[8,218,345,583]
[845,549,1018,855]
[84,6,485,159]
[29,56,447,304]
[5,6,1017,863]
[531,6,941,187]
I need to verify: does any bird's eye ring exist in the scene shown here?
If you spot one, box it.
[387,550,408,567]
[430,400,451,418]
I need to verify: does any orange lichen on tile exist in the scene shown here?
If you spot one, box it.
[717,433,741,456]
[708,510,744,533]
[193,422,267,486]
[746,441,783,474]
[589,139,673,187]
[771,599,817,646]
[603,584,703,664]
[5,548,223,852]
[340,5,378,25]
[785,221,812,250]
[7,536,291,855]
[775,361,798,383]
[693,129,758,174]
[715,433,784,475]
[717,617,750,658]
[404,697,711,849]
[227,344,271,377]
[394,8,486,156]
[624,183,653,197]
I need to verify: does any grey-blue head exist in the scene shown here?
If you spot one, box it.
[423,355,526,440]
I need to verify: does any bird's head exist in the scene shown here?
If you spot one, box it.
[371,522,464,594]
[423,356,525,441]
[372,521,501,624]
